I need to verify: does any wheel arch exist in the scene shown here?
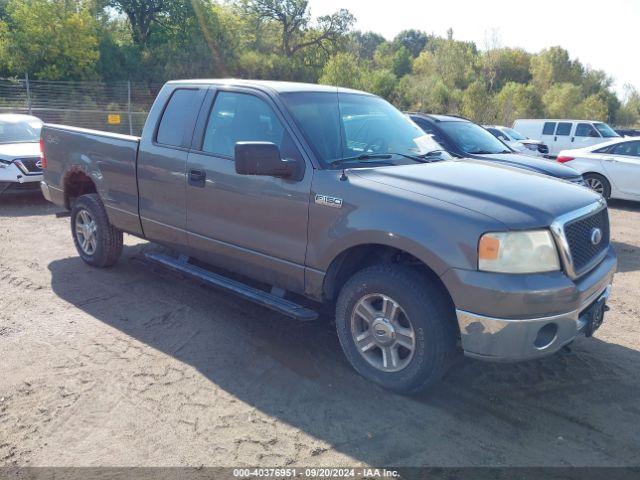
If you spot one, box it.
[63,167,98,209]
[321,242,455,312]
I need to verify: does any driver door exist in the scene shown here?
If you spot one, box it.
[185,87,313,293]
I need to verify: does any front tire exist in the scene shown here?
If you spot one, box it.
[335,265,458,394]
[71,194,123,267]
[583,173,611,200]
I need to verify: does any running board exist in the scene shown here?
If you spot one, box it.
[144,252,318,322]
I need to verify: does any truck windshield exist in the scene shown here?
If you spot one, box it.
[0,119,42,144]
[280,91,449,167]
[594,122,619,138]
[438,120,511,155]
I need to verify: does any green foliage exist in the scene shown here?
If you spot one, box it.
[1,0,99,80]
[393,29,429,57]
[319,52,364,89]
[494,82,543,125]
[0,0,629,126]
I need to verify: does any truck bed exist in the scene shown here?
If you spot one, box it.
[41,124,143,235]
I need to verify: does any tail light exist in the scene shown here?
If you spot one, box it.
[557,155,574,163]
[39,137,46,169]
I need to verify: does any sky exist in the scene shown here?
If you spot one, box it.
[308,0,640,98]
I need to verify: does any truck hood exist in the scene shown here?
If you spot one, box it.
[471,153,579,179]
[352,159,601,229]
[0,142,40,161]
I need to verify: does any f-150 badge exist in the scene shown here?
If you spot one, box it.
[315,194,343,208]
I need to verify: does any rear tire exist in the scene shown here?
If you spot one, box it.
[335,265,458,394]
[583,173,611,200]
[71,194,123,267]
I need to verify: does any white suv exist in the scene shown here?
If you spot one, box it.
[0,114,44,195]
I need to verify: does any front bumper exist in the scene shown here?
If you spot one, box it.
[0,162,42,194]
[443,247,617,361]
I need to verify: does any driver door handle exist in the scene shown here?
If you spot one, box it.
[189,169,206,187]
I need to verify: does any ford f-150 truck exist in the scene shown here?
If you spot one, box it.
[40,80,617,393]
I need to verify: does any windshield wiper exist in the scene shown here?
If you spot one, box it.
[468,150,496,155]
[330,153,394,167]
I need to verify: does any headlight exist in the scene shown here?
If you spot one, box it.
[524,143,538,151]
[478,230,560,273]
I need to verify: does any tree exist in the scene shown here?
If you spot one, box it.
[542,83,584,118]
[242,0,353,57]
[106,0,171,46]
[530,46,582,93]
[1,0,99,79]
[481,48,531,92]
[393,29,428,57]
[348,31,385,60]
[578,95,608,122]
[318,52,364,89]
[461,80,497,124]
[494,82,543,125]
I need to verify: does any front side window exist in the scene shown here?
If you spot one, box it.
[202,91,298,159]
[594,122,620,138]
[556,122,572,136]
[0,118,42,144]
[281,92,448,166]
[576,123,599,137]
[156,89,201,147]
[542,122,556,135]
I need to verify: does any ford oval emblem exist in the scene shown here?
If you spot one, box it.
[35,159,43,169]
[590,228,603,246]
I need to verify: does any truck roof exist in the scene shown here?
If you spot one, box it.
[166,79,372,96]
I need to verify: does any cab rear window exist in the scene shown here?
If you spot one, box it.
[156,89,201,147]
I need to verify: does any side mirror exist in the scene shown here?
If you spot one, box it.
[234,142,300,179]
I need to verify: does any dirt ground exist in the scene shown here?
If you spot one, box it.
[1,193,639,468]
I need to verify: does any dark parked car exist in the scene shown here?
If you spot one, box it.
[615,129,640,137]
[408,113,586,185]
[40,80,615,393]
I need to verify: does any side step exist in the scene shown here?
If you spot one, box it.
[144,252,318,322]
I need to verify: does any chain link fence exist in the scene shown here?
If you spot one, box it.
[0,75,163,136]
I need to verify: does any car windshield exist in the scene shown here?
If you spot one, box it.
[594,122,619,138]
[438,120,511,155]
[502,127,528,141]
[0,118,42,144]
[280,91,449,167]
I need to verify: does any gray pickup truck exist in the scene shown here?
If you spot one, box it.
[40,80,617,393]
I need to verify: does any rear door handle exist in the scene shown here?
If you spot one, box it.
[189,169,206,187]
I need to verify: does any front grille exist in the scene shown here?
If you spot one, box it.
[538,144,549,154]
[564,208,609,273]
[15,157,42,174]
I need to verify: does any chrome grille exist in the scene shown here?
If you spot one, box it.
[564,208,610,273]
[14,157,42,174]
[551,200,609,279]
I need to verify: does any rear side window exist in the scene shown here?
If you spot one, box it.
[156,89,201,147]
[611,141,640,157]
[575,123,598,137]
[542,122,556,135]
[556,122,572,136]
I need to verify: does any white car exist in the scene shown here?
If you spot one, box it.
[0,114,44,195]
[513,119,619,157]
[557,138,640,200]
[484,125,549,157]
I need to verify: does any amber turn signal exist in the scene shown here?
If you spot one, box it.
[478,235,500,260]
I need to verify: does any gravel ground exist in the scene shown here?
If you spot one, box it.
[1,194,639,467]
